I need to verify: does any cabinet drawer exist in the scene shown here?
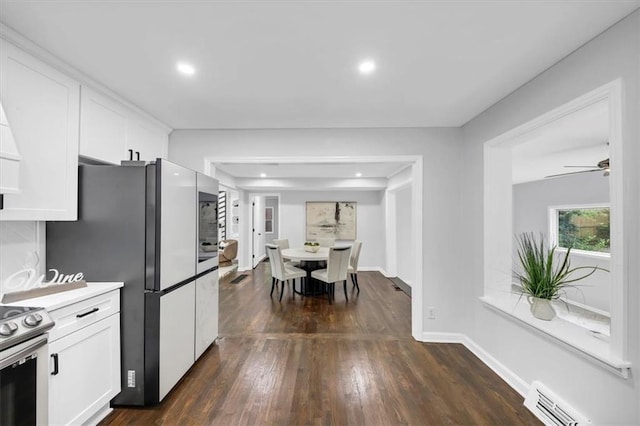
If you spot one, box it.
[48,290,120,342]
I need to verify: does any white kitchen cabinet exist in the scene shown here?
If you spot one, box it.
[79,86,168,165]
[48,289,121,426]
[0,39,80,221]
[195,269,219,360]
[159,281,195,401]
[79,87,128,165]
[126,117,167,162]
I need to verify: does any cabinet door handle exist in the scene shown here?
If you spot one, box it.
[128,149,133,160]
[51,353,59,375]
[76,307,99,318]
[135,151,140,161]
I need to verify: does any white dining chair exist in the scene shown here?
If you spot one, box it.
[311,246,351,304]
[348,240,362,293]
[266,244,306,301]
[272,238,299,267]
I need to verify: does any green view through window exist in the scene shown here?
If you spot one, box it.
[558,207,610,253]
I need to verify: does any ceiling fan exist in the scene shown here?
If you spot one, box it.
[544,158,610,179]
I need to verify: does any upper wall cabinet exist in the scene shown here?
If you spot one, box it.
[79,87,128,165]
[0,39,80,221]
[80,87,168,165]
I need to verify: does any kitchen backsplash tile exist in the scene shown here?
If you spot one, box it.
[0,221,46,294]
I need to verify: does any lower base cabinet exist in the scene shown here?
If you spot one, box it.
[48,290,121,425]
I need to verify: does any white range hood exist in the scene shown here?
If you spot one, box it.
[0,101,21,196]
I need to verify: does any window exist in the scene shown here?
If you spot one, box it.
[265,207,274,234]
[550,205,610,257]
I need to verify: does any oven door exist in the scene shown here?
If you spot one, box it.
[0,334,49,426]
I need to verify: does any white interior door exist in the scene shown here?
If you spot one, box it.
[252,196,266,268]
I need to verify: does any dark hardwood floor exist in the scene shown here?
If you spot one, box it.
[101,262,540,425]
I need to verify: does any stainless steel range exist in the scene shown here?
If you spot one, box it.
[0,305,55,425]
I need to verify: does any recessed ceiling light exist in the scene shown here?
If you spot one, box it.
[176,62,196,76]
[358,60,376,75]
[355,172,362,177]
[260,173,267,178]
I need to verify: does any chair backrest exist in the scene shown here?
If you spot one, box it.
[272,239,290,249]
[350,240,362,270]
[326,246,351,283]
[316,237,336,247]
[265,244,286,281]
[221,239,238,259]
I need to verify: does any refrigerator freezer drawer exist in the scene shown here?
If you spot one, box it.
[158,281,195,401]
[195,268,219,360]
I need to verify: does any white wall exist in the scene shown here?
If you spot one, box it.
[169,127,465,333]
[275,190,384,269]
[462,11,639,424]
[395,185,413,286]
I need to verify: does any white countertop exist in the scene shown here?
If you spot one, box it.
[2,282,123,312]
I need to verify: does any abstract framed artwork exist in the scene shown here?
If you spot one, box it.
[305,201,357,240]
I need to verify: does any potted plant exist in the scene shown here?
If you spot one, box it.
[514,232,608,320]
[303,241,320,253]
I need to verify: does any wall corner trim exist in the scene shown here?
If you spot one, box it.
[418,332,529,397]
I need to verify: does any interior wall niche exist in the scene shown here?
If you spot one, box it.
[483,80,627,363]
[511,98,611,313]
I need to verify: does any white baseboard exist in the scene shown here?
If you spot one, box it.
[418,331,466,343]
[461,335,529,397]
[417,332,529,397]
[359,266,391,276]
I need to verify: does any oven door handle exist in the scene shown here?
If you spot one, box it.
[0,334,48,370]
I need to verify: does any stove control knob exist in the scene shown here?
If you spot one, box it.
[0,322,19,337]
[23,313,43,328]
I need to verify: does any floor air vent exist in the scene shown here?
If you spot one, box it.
[524,381,591,426]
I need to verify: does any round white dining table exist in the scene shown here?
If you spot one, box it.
[281,247,329,261]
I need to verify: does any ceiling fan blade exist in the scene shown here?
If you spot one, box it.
[544,169,602,179]
[563,165,600,169]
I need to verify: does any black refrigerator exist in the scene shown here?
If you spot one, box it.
[46,159,219,406]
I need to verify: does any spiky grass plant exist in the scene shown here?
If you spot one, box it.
[514,232,608,300]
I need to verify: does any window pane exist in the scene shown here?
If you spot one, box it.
[265,221,273,233]
[558,207,610,253]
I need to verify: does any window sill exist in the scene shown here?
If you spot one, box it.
[480,294,631,378]
[555,247,610,260]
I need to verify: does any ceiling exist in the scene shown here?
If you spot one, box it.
[512,99,609,184]
[0,1,638,131]
[215,161,410,179]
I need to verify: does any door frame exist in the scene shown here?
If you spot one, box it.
[250,194,266,268]
[205,155,424,340]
